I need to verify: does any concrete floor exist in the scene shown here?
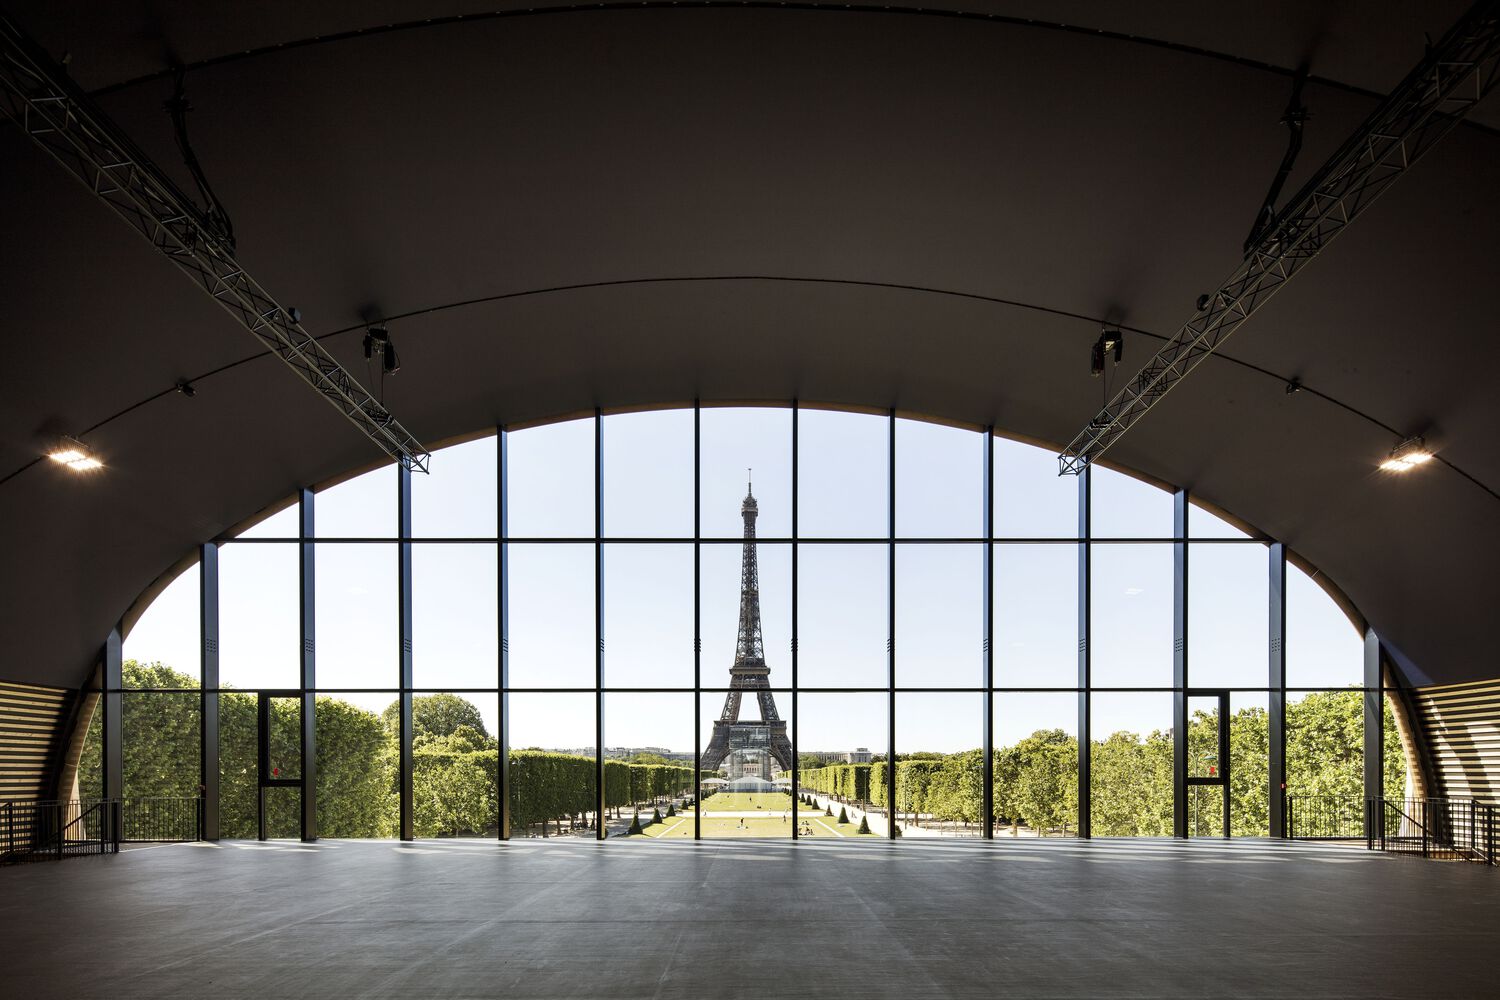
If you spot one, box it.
[2,838,1496,999]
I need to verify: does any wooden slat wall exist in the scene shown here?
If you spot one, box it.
[1415,678,1500,805]
[0,681,71,803]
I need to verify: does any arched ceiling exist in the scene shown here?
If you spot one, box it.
[1,2,1497,690]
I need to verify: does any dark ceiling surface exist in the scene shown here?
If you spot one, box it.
[1,2,1496,690]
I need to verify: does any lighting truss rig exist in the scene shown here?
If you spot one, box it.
[1058,0,1500,475]
[0,13,430,473]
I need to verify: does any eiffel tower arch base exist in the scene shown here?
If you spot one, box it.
[701,719,793,775]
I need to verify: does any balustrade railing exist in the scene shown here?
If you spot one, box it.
[1288,794,1496,866]
[2,796,203,864]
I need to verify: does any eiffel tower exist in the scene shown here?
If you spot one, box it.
[701,476,793,773]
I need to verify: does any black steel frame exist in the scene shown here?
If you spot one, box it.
[256,691,303,842]
[102,402,1391,842]
[1184,690,1231,839]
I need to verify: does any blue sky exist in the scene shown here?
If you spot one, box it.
[124,407,1363,754]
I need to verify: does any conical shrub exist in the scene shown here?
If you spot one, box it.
[857,815,871,835]
[628,813,643,835]
[837,806,849,825]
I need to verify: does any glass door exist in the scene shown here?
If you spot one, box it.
[257,692,303,840]
[1186,691,1229,839]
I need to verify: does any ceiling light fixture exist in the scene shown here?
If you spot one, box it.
[47,437,103,472]
[1379,435,1434,473]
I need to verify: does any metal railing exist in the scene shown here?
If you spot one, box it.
[1372,797,1497,865]
[120,796,203,844]
[2,796,203,864]
[1,799,119,864]
[1286,794,1367,841]
[1287,794,1497,866]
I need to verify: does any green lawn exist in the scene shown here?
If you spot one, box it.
[638,813,874,838]
[697,792,816,813]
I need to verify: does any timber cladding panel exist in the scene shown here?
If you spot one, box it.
[0,681,72,802]
[1416,678,1500,804]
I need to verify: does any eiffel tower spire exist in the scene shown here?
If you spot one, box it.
[701,476,793,774]
[735,474,765,668]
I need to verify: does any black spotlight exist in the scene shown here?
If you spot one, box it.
[1091,328,1123,377]
[364,325,400,375]
[363,325,388,361]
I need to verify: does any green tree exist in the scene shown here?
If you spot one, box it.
[383,693,488,741]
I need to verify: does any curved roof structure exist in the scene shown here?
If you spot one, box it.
[2,2,1496,690]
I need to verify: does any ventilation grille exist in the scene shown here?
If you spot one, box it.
[1415,678,1500,805]
[0,681,72,803]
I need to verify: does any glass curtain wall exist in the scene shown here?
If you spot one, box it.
[106,406,1394,842]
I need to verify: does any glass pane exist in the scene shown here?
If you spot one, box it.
[700,407,791,539]
[123,692,200,800]
[1187,696,1221,780]
[1286,564,1362,688]
[506,544,594,688]
[603,409,693,538]
[506,693,597,838]
[267,697,301,781]
[413,435,497,538]
[603,544,693,688]
[798,544,887,688]
[315,692,397,838]
[1189,501,1249,539]
[315,544,398,690]
[124,564,200,685]
[605,693,695,839]
[77,697,103,800]
[895,692,984,837]
[1090,544,1173,688]
[261,786,301,840]
[995,544,1077,688]
[1090,466,1173,539]
[895,545,982,687]
[1286,689,1364,806]
[412,545,498,689]
[1229,692,1269,837]
[235,502,298,539]
[504,418,595,538]
[700,543,791,692]
[994,436,1078,538]
[797,693,885,838]
[895,419,983,537]
[316,465,396,538]
[219,691,258,838]
[797,408,888,538]
[1383,695,1412,801]
[412,692,498,838]
[994,691,1079,838]
[1188,786,1224,838]
[698,689,796,838]
[219,543,299,690]
[1188,543,1268,688]
[1090,692,1173,836]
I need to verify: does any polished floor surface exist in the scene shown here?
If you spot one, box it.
[3,837,1495,999]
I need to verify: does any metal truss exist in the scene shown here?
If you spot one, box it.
[1059,0,1500,475]
[0,13,429,472]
